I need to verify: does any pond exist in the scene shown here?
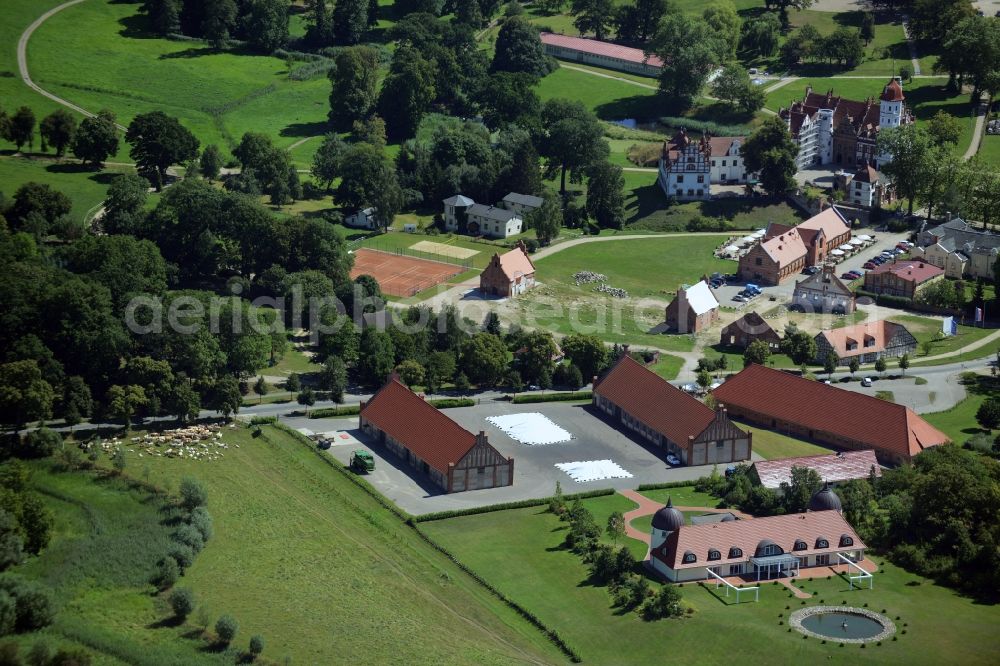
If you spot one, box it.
[800,612,886,640]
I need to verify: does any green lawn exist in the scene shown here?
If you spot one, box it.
[64,425,561,665]
[355,230,518,270]
[648,353,685,380]
[638,486,720,508]
[0,154,138,222]
[890,315,997,361]
[737,423,834,460]
[268,346,321,377]
[924,374,1000,444]
[421,500,1000,665]
[26,0,332,159]
[975,134,1000,167]
[537,66,660,122]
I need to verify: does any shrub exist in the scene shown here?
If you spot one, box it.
[26,640,53,666]
[0,577,54,632]
[307,405,362,419]
[20,429,62,459]
[0,641,19,666]
[0,590,15,636]
[215,614,238,644]
[248,634,265,657]
[659,116,750,137]
[427,398,476,409]
[248,415,277,425]
[512,391,592,404]
[188,507,214,542]
[179,477,208,511]
[169,588,195,619]
[167,543,195,569]
[154,558,180,591]
[173,524,205,553]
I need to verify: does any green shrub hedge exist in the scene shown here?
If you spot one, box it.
[414,488,615,523]
[636,480,707,492]
[512,391,592,404]
[248,415,277,425]
[308,405,362,419]
[428,398,476,409]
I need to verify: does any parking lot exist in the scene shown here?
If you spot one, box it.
[285,401,763,515]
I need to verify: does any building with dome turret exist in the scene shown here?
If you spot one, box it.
[646,487,865,583]
[779,77,912,170]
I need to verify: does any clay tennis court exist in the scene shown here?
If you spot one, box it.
[350,248,466,297]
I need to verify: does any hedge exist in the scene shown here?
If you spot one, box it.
[635,480,709,492]
[308,405,362,418]
[272,422,581,662]
[428,398,476,409]
[659,116,751,137]
[248,415,277,425]
[413,488,615,523]
[512,391,592,404]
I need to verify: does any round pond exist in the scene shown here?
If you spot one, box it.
[789,606,896,643]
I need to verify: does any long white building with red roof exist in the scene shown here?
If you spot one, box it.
[539,32,663,77]
[360,376,514,492]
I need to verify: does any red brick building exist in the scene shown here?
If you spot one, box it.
[664,280,720,333]
[479,241,536,298]
[814,320,917,365]
[719,311,782,350]
[711,364,949,465]
[738,208,851,285]
[863,260,944,300]
[593,355,751,466]
[360,376,513,492]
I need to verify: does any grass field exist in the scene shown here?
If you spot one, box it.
[924,374,1000,444]
[0,1,73,123]
[889,315,997,359]
[26,0,331,159]
[0,154,138,222]
[55,425,561,665]
[975,134,1000,166]
[537,66,660,122]
[421,499,1000,665]
[738,423,835,460]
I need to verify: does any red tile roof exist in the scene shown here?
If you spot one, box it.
[853,165,879,184]
[652,510,865,570]
[496,245,535,281]
[360,378,476,474]
[881,79,904,102]
[594,355,716,449]
[797,207,850,241]
[816,320,903,357]
[711,364,949,460]
[540,32,664,67]
[751,450,881,490]
[866,260,944,284]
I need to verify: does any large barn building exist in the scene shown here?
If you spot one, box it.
[539,32,664,77]
[737,208,852,285]
[360,376,514,493]
[593,355,751,466]
[711,364,949,465]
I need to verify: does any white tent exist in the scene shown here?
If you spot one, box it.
[838,244,853,251]
[830,249,845,256]
[850,238,865,246]
[753,229,766,237]
[858,234,873,241]
[740,235,756,245]
[725,244,740,253]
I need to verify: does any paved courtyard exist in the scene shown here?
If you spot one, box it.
[285,401,763,515]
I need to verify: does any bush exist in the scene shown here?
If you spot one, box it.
[26,640,53,666]
[0,577,54,632]
[427,398,476,409]
[0,641,18,666]
[188,507,214,542]
[169,588,195,619]
[167,543,195,569]
[307,405,362,419]
[248,634,265,657]
[512,391,592,404]
[172,524,205,553]
[179,477,208,511]
[215,614,238,644]
[0,590,15,636]
[415,489,615,522]
[20,430,62,459]
[154,558,180,590]
[248,415,277,425]
[659,116,750,137]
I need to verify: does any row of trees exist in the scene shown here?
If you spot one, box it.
[0,105,119,167]
[142,0,291,53]
[779,22,867,68]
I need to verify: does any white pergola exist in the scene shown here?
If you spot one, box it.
[838,553,873,590]
[706,568,760,603]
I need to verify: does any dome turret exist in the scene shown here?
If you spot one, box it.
[809,482,842,512]
[651,497,685,532]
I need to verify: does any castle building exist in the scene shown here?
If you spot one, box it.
[657,131,752,201]
[779,78,911,170]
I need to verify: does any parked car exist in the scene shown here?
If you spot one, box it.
[803,266,820,275]
[847,270,862,279]
[733,294,747,302]
[666,454,682,466]
[841,272,855,280]
[861,377,873,387]
[864,261,877,270]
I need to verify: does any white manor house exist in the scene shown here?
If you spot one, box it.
[657,130,751,201]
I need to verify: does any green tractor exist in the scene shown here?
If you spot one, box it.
[350,450,375,474]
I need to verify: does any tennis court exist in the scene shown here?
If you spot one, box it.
[350,248,466,297]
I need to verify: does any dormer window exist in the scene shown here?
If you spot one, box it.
[728,547,743,558]
[793,539,808,551]
[682,551,697,564]
[815,537,829,549]
[839,534,854,547]
[708,549,721,561]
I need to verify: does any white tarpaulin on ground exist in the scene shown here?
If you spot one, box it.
[753,229,766,237]
[850,238,865,246]
[838,244,853,251]
[486,413,572,445]
[858,234,873,241]
[725,244,739,253]
[830,249,845,256]
[555,460,633,483]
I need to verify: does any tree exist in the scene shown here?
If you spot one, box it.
[297,386,316,411]
[352,116,386,149]
[377,46,436,140]
[877,125,933,215]
[336,143,401,229]
[820,27,864,67]
[146,0,181,35]
[179,477,208,511]
[460,333,508,387]
[5,183,72,237]
[62,376,92,427]
[874,356,887,377]
[848,356,860,377]
[252,376,269,403]
[241,0,288,52]
[475,71,541,130]
[976,396,1000,431]
[823,351,838,377]
[779,465,823,513]
[527,195,562,246]
[740,116,798,197]
[703,2,741,60]
[711,63,750,107]
[38,110,76,157]
[319,357,347,402]
[328,46,380,130]
[333,0,368,44]
[491,16,551,78]
[169,588,195,619]
[208,375,241,418]
[358,328,396,388]
[743,339,771,367]
[642,585,683,620]
[651,12,726,104]
[893,352,910,379]
[311,134,345,191]
[697,369,712,391]
[248,634,265,659]
[927,111,963,148]
[540,99,609,195]
[202,0,237,48]
[910,0,974,44]
[305,0,333,46]
[125,112,199,190]
[738,84,766,114]
[4,107,35,152]
[72,110,119,168]
[199,144,223,181]
[100,174,149,235]
[572,0,615,40]
[586,162,625,229]
[740,13,781,58]
[860,11,875,45]
[561,334,610,381]
[20,429,62,458]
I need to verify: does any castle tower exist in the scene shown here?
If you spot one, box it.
[879,77,905,129]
